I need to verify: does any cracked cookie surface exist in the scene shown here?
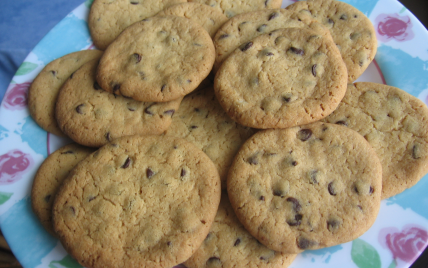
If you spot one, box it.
[52,135,221,268]
[28,50,103,136]
[323,82,428,199]
[214,27,347,129]
[88,0,186,50]
[227,122,382,253]
[164,87,256,189]
[286,0,377,82]
[31,143,95,236]
[56,59,181,147]
[185,193,297,268]
[96,15,215,102]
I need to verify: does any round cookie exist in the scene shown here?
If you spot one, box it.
[184,193,297,268]
[212,8,330,71]
[52,135,221,268]
[227,122,383,253]
[88,0,186,50]
[188,0,282,18]
[96,15,215,102]
[164,87,256,189]
[56,59,182,147]
[286,0,377,82]
[31,143,95,236]
[214,27,348,129]
[323,82,428,199]
[156,2,229,38]
[28,49,103,136]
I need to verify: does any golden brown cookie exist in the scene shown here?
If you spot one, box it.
[227,122,382,253]
[323,82,428,199]
[53,135,221,268]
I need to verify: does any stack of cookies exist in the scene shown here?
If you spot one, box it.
[28,0,428,267]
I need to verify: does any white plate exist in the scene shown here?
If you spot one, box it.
[1,0,428,267]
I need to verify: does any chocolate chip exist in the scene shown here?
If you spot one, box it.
[142,18,150,22]
[161,84,166,92]
[88,196,96,202]
[50,70,57,76]
[122,157,131,169]
[241,42,253,52]
[130,1,139,4]
[144,106,153,115]
[207,257,221,264]
[93,81,102,90]
[180,168,186,177]
[133,53,142,63]
[105,132,111,141]
[247,155,258,165]
[273,189,284,197]
[412,144,421,159]
[336,120,348,126]
[287,214,303,226]
[75,104,84,114]
[70,72,75,79]
[167,241,172,246]
[61,150,74,154]
[297,237,315,249]
[44,195,51,202]
[327,18,334,25]
[291,160,298,166]
[146,168,154,179]
[309,170,318,184]
[164,109,175,116]
[70,206,76,215]
[268,12,279,20]
[340,14,348,20]
[257,24,267,32]
[369,186,374,194]
[297,129,312,141]
[218,34,229,40]
[311,64,317,77]
[287,197,301,212]
[234,238,241,246]
[264,0,270,6]
[265,52,274,56]
[128,107,135,111]
[288,47,305,56]
[190,125,198,129]
[282,95,292,102]
[260,256,266,260]
[359,60,364,67]
[327,219,341,232]
[259,196,265,201]
[113,84,121,93]
[328,182,336,196]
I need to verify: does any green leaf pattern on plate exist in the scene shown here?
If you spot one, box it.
[388,259,397,268]
[351,238,381,268]
[15,62,38,76]
[49,255,82,268]
[0,192,13,205]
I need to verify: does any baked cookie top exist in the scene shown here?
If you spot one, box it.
[156,2,228,38]
[164,87,256,189]
[53,135,221,268]
[96,15,215,102]
[214,27,347,129]
[184,193,297,268]
[286,0,377,82]
[56,59,181,147]
[227,122,382,253]
[28,50,103,136]
[31,143,95,236]
[323,82,428,199]
[88,0,186,50]
[188,0,282,18]
[212,8,328,71]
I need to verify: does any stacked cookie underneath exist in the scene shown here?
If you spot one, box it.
[28,0,428,267]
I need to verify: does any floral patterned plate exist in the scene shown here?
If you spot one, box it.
[1,0,428,268]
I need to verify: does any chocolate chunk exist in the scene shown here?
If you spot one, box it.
[327,218,341,232]
[75,104,84,114]
[287,214,303,226]
[247,154,259,165]
[167,241,172,246]
[88,196,96,202]
[297,129,312,141]
[113,84,121,92]
[61,150,74,154]
[273,189,284,197]
[122,157,131,169]
[207,257,221,264]
[265,52,274,56]
[146,168,154,179]
[311,64,317,77]
[328,182,336,196]
[412,144,421,159]
[164,109,175,116]
[144,106,153,115]
[309,170,318,184]
[335,120,348,126]
[340,14,348,20]
[234,238,241,246]
[218,34,229,40]
[93,81,102,90]
[282,95,292,102]
[133,53,142,63]
[288,47,305,56]
[190,125,198,129]
[327,18,334,25]
[105,132,111,141]
[241,42,253,52]
[257,24,267,32]
[291,160,298,166]
[130,1,139,4]
[268,12,279,20]
[161,84,166,92]
[259,196,265,201]
[44,194,51,202]
[369,186,374,194]
[50,70,57,76]
[287,197,301,212]
[180,168,186,177]
[297,237,316,249]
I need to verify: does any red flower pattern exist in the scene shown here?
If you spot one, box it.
[375,13,414,42]
[0,150,33,185]
[2,82,31,110]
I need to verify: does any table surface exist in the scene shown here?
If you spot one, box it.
[0,0,427,268]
